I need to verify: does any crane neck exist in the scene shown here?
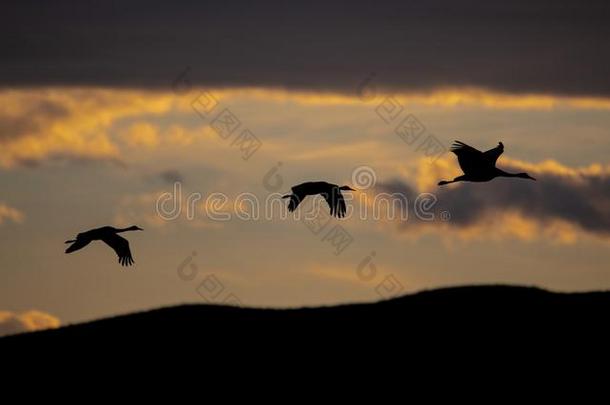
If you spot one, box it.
[496,168,519,177]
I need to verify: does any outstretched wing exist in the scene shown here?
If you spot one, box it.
[335,189,347,218]
[65,238,91,254]
[101,233,134,266]
[322,188,347,218]
[483,142,504,165]
[450,140,488,174]
[287,191,306,212]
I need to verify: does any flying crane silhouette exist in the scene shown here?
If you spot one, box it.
[65,225,143,266]
[283,181,355,218]
[438,141,536,186]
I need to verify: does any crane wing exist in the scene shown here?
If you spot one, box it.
[322,188,347,218]
[65,238,91,254]
[287,190,306,212]
[451,140,489,174]
[335,190,347,218]
[482,142,504,165]
[101,233,134,266]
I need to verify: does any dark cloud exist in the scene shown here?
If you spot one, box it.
[14,153,127,169]
[159,169,184,184]
[1,1,609,97]
[376,167,610,237]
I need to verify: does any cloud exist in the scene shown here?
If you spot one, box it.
[306,265,365,286]
[0,98,69,141]
[0,202,24,225]
[0,88,176,168]
[2,1,610,98]
[113,191,175,229]
[0,87,244,169]
[375,157,610,243]
[121,122,160,149]
[159,169,184,184]
[207,87,610,110]
[0,310,60,337]
[113,190,226,230]
[1,86,609,171]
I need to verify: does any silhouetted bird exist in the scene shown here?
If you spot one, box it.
[283,182,355,218]
[65,226,143,266]
[438,141,536,186]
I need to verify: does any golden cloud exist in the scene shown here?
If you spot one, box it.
[0,202,24,225]
[212,87,610,110]
[0,88,177,167]
[0,310,60,337]
[121,122,160,149]
[415,155,610,193]
[413,211,581,245]
[2,86,610,169]
[375,156,610,244]
[113,189,228,230]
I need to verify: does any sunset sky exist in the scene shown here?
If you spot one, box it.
[1,0,609,331]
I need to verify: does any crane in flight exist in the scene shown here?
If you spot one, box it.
[438,141,536,186]
[283,181,355,218]
[65,225,143,266]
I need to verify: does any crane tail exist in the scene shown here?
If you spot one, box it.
[65,239,76,243]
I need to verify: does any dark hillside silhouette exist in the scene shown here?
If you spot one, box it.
[4,285,610,349]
